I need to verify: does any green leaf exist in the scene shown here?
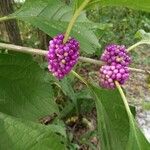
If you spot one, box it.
[89,84,150,150]
[0,53,58,121]
[59,76,76,101]
[135,29,150,41]
[0,112,66,150]
[126,121,150,150]
[90,0,150,12]
[75,88,92,100]
[11,0,100,54]
[58,76,79,116]
[75,89,95,114]
[59,100,75,118]
[72,0,83,11]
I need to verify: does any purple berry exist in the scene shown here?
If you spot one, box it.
[47,34,80,79]
[100,44,131,66]
[99,65,129,89]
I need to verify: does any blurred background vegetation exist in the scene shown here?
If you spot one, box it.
[0,0,150,53]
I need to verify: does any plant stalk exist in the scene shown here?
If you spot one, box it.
[115,81,132,116]
[0,16,16,22]
[127,40,150,52]
[71,70,88,86]
[115,81,142,149]
[0,42,149,75]
[63,0,91,43]
[79,56,104,66]
[0,42,47,56]
[128,67,150,75]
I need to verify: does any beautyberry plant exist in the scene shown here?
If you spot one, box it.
[0,0,150,150]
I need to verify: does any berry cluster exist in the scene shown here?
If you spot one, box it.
[101,44,131,66]
[99,65,129,89]
[99,44,131,89]
[47,34,79,79]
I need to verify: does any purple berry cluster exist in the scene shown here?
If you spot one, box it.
[101,44,131,66]
[99,44,131,89]
[99,65,129,89]
[47,34,79,79]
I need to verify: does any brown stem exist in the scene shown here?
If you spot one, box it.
[0,42,149,75]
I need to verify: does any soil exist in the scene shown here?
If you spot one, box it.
[123,45,150,141]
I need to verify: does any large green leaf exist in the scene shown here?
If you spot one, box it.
[10,0,100,54]
[58,76,78,117]
[74,0,150,12]
[0,53,58,121]
[0,112,66,150]
[59,76,77,103]
[89,84,150,150]
[96,0,150,12]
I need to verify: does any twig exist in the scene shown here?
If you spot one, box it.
[0,16,15,22]
[0,42,104,65]
[0,42,149,75]
[115,81,132,116]
[127,40,150,52]
[71,70,88,86]
[115,81,142,149]
[128,67,150,75]
[79,56,104,66]
[63,0,91,43]
[0,42,47,56]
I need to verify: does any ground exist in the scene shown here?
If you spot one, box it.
[124,45,150,141]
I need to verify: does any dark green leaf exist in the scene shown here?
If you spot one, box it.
[87,0,150,12]
[58,76,79,116]
[59,76,77,103]
[75,88,92,100]
[0,53,58,121]
[89,84,150,150]
[59,101,75,118]
[0,112,66,150]
[11,0,100,54]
